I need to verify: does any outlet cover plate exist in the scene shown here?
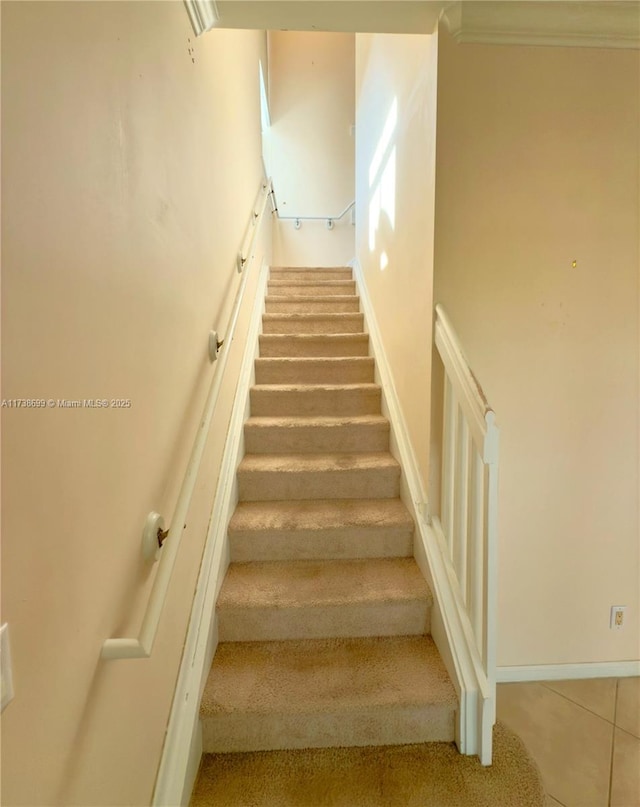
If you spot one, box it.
[610,606,626,630]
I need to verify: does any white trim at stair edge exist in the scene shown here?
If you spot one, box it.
[498,660,640,683]
[152,259,270,807]
[349,257,485,759]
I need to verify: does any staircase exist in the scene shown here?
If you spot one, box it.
[199,266,457,758]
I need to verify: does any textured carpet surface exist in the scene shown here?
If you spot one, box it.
[202,636,455,717]
[229,498,413,534]
[258,333,370,358]
[202,267,493,769]
[227,498,414,562]
[191,722,545,807]
[218,557,430,609]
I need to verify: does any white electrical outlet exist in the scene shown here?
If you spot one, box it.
[610,606,626,630]
[1,623,15,711]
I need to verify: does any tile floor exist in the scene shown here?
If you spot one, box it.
[497,676,640,807]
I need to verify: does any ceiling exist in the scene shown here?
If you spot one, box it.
[200,0,640,48]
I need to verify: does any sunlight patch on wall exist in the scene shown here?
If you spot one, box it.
[368,98,397,185]
[368,98,397,261]
[259,60,271,175]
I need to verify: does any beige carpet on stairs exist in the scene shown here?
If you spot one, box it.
[193,266,545,806]
[191,722,545,807]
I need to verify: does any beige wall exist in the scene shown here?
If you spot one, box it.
[355,32,439,495]
[268,31,355,266]
[433,30,640,667]
[1,3,268,805]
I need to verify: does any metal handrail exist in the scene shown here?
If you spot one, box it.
[271,187,354,229]
[101,178,272,660]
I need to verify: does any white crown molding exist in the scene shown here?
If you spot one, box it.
[441,1,640,50]
[184,0,220,36]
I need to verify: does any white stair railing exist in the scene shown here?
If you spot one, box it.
[433,304,499,764]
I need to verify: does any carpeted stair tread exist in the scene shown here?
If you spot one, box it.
[191,723,546,807]
[267,280,356,288]
[265,294,360,313]
[270,267,353,281]
[262,312,364,335]
[217,558,432,641]
[245,414,387,427]
[228,498,414,562]
[238,451,399,475]
[218,557,430,609]
[267,280,357,296]
[230,498,413,533]
[252,382,378,391]
[202,635,455,716]
[259,333,369,357]
[244,414,389,454]
[269,265,353,271]
[269,267,352,270]
[200,636,456,751]
[250,383,381,417]
[237,452,400,501]
[254,356,375,384]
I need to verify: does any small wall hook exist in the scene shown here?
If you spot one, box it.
[142,511,166,563]
[209,330,224,362]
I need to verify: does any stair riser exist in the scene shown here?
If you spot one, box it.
[244,421,389,454]
[218,601,430,642]
[250,388,381,417]
[259,336,369,358]
[202,705,455,753]
[228,527,414,562]
[265,297,360,314]
[262,315,364,335]
[267,282,356,296]
[270,269,352,282]
[238,467,400,501]
[255,358,374,385]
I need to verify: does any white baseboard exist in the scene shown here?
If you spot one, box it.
[152,259,269,807]
[498,660,640,683]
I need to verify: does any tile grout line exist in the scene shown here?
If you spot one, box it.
[540,681,619,727]
[546,788,569,807]
[607,678,619,807]
[612,724,640,741]
[525,682,615,807]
